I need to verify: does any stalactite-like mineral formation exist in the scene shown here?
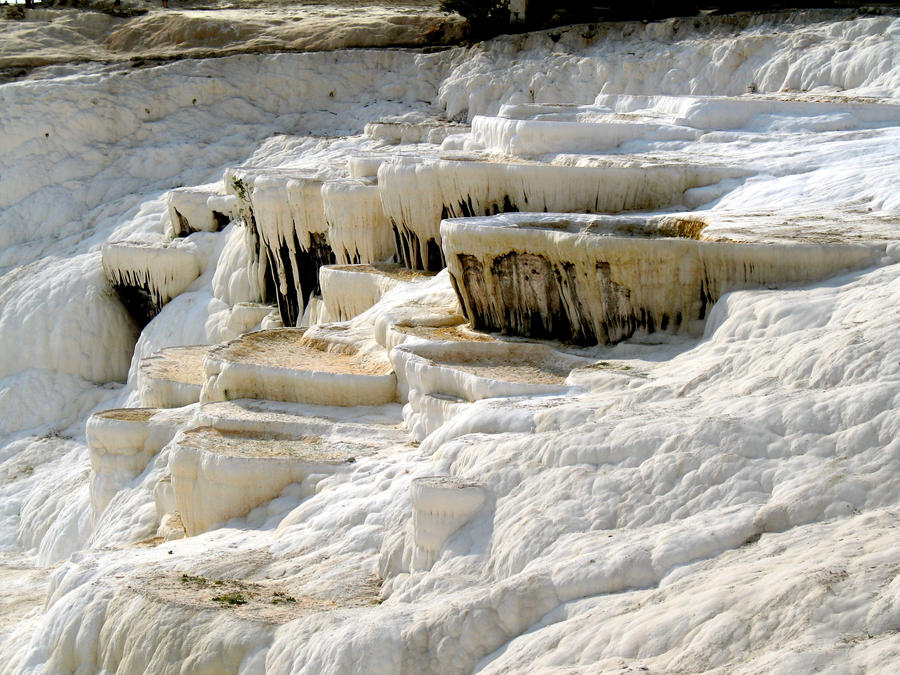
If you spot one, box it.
[442,212,884,345]
[379,158,745,271]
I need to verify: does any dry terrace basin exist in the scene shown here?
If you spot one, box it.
[201,328,397,407]
[319,263,435,322]
[391,338,593,402]
[139,345,208,408]
[170,426,372,535]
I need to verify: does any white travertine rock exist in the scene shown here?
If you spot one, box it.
[593,93,900,131]
[403,389,469,444]
[364,270,467,350]
[378,158,744,270]
[261,309,284,330]
[153,474,177,527]
[138,345,208,408]
[320,264,433,322]
[392,338,593,441]
[101,241,202,327]
[411,476,487,570]
[348,155,389,179]
[225,303,274,337]
[165,186,232,238]
[364,119,468,145]
[4,13,900,675]
[392,339,591,403]
[321,178,395,265]
[86,408,157,518]
[195,399,405,442]
[170,426,366,535]
[212,224,266,306]
[299,296,332,327]
[201,328,397,407]
[86,407,190,517]
[0,252,139,384]
[228,169,337,326]
[462,114,701,156]
[207,301,276,344]
[156,512,186,541]
[251,172,330,254]
[441,212,885,345]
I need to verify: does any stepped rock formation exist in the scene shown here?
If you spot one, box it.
[442,212,884,344]
[1,10,899,675]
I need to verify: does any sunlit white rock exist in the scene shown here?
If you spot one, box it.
[364,117,467,144]
[363,270,466,350]
[211,223,266,306]
[378,158,744,270]
[165,185,232,238]
[0,253,139,383]
[321,178,395,265]
[593,93,900,131]
[101,241,202,327]
[138,345,207,408]
[347,155,389,178]
[156,511,186,541]
[86,407,190,520]
[461,114,701,156]
[86,408,159,517]
[320,264,433,322]
[201,328,397,406]
[170,426,365,535]
[392,336,593,440]
[411,476,487,570]
[299,296,332,327]
[2,12,900,674]
[226,302,273,336]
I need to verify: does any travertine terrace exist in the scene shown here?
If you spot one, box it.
[0,7,898,674]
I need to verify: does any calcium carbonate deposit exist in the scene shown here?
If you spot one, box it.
[0,5,898,674]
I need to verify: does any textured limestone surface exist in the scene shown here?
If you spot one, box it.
[1,10,899,675]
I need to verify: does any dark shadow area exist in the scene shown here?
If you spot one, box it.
[441,0,900,40]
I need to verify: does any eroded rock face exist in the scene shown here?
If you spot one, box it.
[166,186,235,237]
[442,213,884,345]
[101,243,201,328]
[379,158,744,272]
[453,250,646,344]
[230,171,337,327]
[268,230,335,327]
[392,219,446,273]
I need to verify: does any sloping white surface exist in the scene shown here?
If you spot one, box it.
[0,10,898,675]
[0,253,139,383]
[437,14,900,120]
